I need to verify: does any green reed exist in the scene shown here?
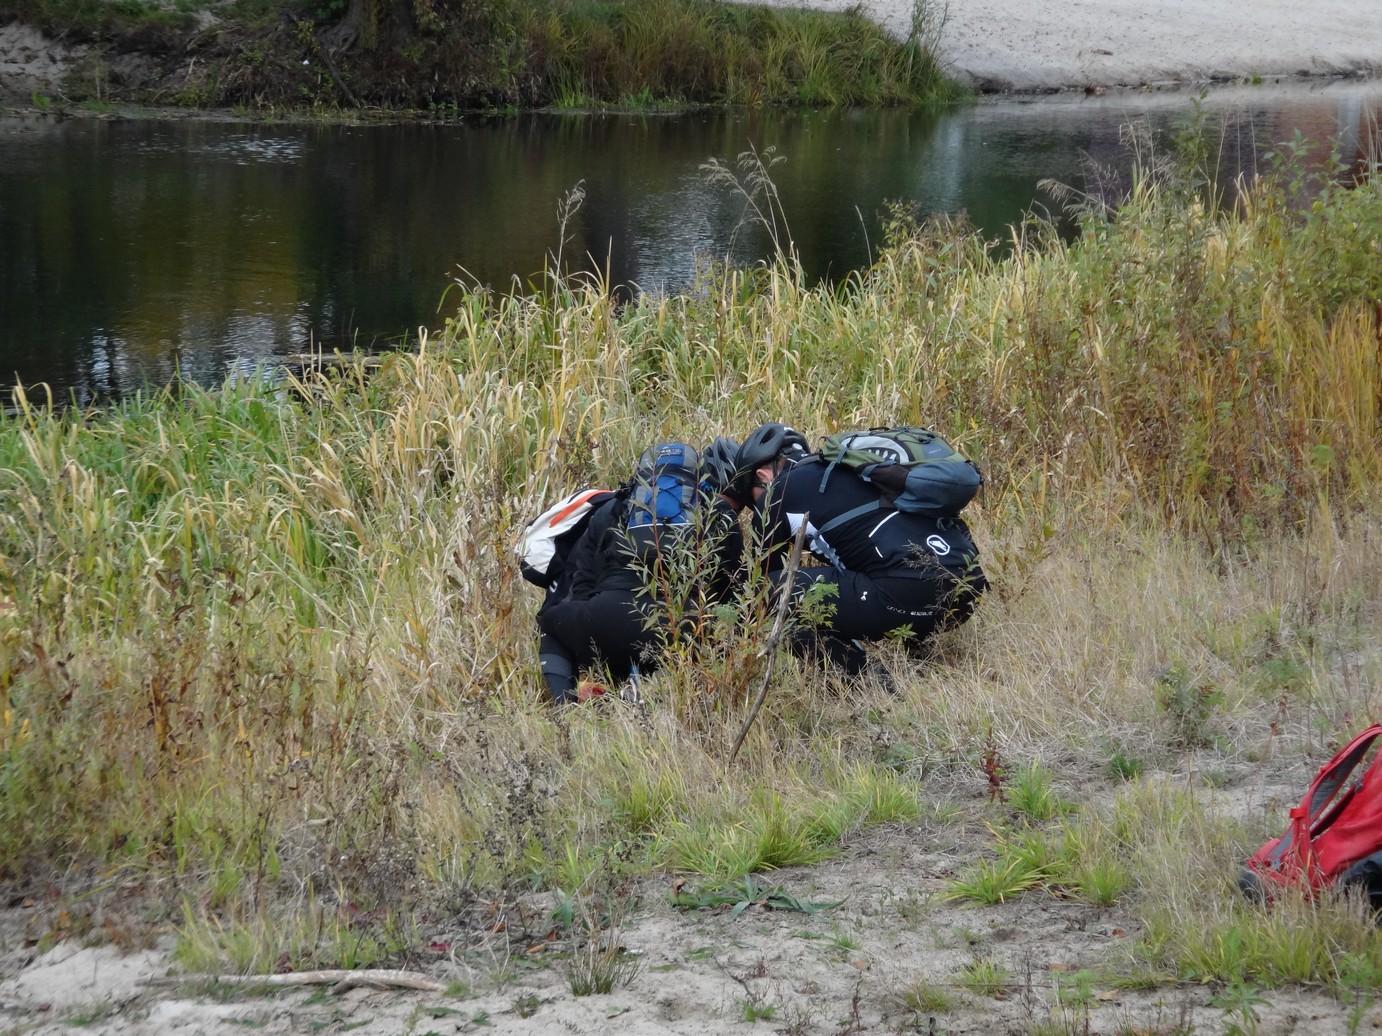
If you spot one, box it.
[538,0,960,109]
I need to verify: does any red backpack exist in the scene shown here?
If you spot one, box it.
[1240,723,1382,908]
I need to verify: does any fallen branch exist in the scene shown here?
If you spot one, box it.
[152,969,449,995]
[296,18,364,109]
[728,518,809,766]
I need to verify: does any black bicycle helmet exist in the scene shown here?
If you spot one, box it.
[732,422,808,500]
[699,436,741,494]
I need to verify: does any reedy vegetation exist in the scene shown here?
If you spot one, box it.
[1,123,1381,991]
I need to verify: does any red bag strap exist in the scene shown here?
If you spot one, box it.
[546,489,613,529]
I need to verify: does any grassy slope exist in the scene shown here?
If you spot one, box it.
[1,130,1381,1008]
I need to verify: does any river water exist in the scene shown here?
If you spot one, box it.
[1,79,1377,405]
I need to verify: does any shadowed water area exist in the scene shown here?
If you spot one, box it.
[1,80,1378,406]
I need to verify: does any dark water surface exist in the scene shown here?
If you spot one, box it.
[2,80,1378,405]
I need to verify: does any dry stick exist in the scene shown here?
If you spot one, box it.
[199,970,448,994]
[296,19,363,110]
[316,46,363,110]
[728,520,809,766]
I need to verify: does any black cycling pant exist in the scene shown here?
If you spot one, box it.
[770,566,982,670]
[537,627,581,706]
[538,588,664,702]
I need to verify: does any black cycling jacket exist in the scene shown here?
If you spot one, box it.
[752,455,982,582]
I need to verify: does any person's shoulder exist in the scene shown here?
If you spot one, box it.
[577,495,624,551]
[781,454,827,481]
[590,493,627,523]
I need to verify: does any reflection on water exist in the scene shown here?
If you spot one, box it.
[0,80,1377,405]
[129,133,310,163]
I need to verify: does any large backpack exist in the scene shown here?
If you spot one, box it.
[515,488,616,589]
[1240,723,1382,910]
[813,426,982,537]
[623,441,701,561]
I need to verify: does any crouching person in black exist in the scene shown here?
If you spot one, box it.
[734,422,986,674]
[538,439,743,705]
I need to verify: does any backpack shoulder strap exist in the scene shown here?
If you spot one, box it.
[1302,724,1382,828]
[817,447,847,494]
[815,500,882,539]
[817,432,867,494]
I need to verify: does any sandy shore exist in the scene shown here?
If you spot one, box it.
[935,0,1382,91]
[753,0,1382,92]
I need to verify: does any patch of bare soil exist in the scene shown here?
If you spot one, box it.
[0,15,334,111]
[0,23,86,102]
[1,755,1370,1036]
[0,19,184,107]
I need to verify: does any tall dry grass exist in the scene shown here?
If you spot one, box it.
[1,127,1380,979]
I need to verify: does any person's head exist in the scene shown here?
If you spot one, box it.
[698,436,741,497]
[732,422,808,504]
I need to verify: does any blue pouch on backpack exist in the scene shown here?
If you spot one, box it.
[624,442,701,559]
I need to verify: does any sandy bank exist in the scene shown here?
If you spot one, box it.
[753,0,1382,92]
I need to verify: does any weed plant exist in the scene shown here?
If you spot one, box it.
[538,0,959,109]
[956,955,1008,998]
[0,121,1381,992]
[565,934,641,995]
[896,976,957,1014]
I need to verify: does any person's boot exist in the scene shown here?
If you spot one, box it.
[540,649,579,706]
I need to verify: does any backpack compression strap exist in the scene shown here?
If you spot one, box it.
[816,432,886,495]
[812,433,886,538]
